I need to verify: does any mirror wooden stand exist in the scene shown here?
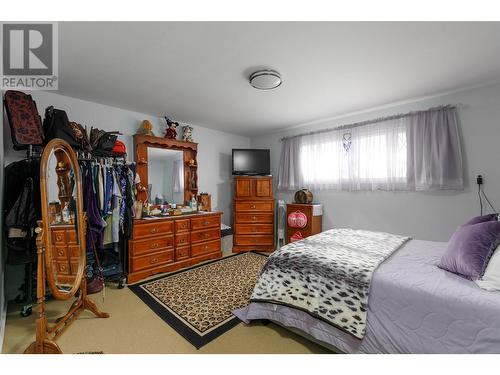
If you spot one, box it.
[24,139,109,354]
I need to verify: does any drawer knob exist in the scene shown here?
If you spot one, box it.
[180,238,185,243]
[57,249,64,256]
[59,264,66,271]
[250,205,256,209]
[150,257,158,264]
[151,242,159,248]
[204,245,209,250]
[203,221,210,225]
[252,216,257,220]
[56,235,63,241]
[150,228,159,234]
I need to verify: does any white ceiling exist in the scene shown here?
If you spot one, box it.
[57,22,500,136]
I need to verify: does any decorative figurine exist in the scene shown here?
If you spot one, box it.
[137,120,155,136]
[182,125,194,142]
[164,117,179,139]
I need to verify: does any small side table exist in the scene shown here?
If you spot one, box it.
[286,203,323,243]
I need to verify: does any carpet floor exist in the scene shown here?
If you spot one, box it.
[2,257,329,354]
[129,252,268,348]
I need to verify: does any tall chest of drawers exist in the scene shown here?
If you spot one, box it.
[128,212,222,283]
[233,176,275,252]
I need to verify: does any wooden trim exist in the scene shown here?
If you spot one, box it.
[133,134,197,150]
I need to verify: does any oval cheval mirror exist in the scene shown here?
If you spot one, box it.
[24,139,109,354]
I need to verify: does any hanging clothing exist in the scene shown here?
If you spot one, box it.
[111,169,122,243]
[81,162,105,253]
[4,158,41,265]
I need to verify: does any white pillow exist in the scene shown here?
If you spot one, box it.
[475,245,500,291]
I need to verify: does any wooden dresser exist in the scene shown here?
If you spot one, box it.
[286,203,322,243]
[233,176,275,252]
[128,212,222,283]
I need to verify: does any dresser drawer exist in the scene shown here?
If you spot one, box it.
[234,235,274,246]
[235,201,273,212]
[175,232,190,247]
[68,244,80,258]
[133,221,174,238]
[130,250,174,272]
[130,235,174,257]
[175,219,190,233]
[52,260,70,275]
[53,246,68,260]
[235,224,273,235]
[191,215,220,231]
[175,246,190,261]
[66,230,78,244]
[70,260,80,275]
[191,239,221,257]
[51,230,66,244]
[191,228,220,244]
[235,213,274,224]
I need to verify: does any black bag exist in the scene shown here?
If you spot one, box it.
[69,122,91,151]
[90,127,118,151]
[43,106,80,148]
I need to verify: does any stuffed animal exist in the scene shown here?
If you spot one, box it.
[182,125,194,142]
[164,117,179,139]
[137,120,155,136]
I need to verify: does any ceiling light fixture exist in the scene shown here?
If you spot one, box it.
[249,69,282,90]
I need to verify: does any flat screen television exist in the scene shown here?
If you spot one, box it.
[232,149,270,176]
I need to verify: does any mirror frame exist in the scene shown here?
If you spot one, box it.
[134,134,198,205]
[40,139,86,300]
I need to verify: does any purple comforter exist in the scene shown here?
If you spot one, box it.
[234,240,500,353]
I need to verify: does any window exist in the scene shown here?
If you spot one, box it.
[278,106,463,191]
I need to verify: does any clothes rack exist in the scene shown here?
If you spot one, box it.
[5,147,133,317]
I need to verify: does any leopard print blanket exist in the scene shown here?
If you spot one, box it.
[250,228,410,339]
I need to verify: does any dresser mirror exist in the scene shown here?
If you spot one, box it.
[148,147,185,205]
[134,134,198,206]
[25,139,109,354]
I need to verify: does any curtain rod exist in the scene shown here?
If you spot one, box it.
[280,104,461,142]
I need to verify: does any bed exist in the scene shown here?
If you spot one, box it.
[234,235,500,353]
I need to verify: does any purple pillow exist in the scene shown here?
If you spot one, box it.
[439,220,500,280]
[465,214,498,225]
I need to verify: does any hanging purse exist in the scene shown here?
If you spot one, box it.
[3,90,44,150]
[86,245,105,295]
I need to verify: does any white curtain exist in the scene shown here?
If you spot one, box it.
[278,106,463,191]
[172,159,183,193]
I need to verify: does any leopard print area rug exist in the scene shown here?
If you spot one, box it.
[129,252,268,348]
